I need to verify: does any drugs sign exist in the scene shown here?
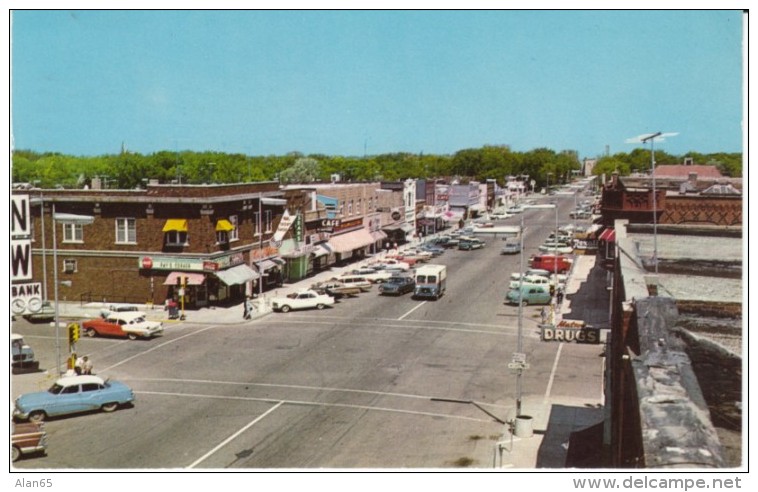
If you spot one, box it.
[541,320,600,344]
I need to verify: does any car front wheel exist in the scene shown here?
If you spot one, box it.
[127,333,138,341]
[280,305,291,313]
[316,304,325,310]
[101,402,119,413]
[12,446,20,462]
[28,411,45,423]
[85,327,97,337]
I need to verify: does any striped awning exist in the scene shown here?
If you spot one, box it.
[327,229,375,254]
[162,219,188,232]
[215,219,235,232]
[215,264,259,285]
[163,272,206,286]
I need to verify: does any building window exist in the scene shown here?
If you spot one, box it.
[348,200,353,216]
[216,230,229,244]
[356,198,362,215]
[254,212,261,236]
[62,223,83,243]
[115,218,137,244]
[228,215,239,242]
[264,211,273,233]
[63,259,77,273]
[165,231,188,246]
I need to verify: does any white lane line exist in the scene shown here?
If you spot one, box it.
[188,401,283,468]
[98,325,219,373]
[138,390,493,424]
[282,314,513,330]
[398,301,427,320]
[543,342,563,404]
[266,318,514,337]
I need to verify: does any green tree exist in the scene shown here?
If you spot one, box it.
[279,157,321,184]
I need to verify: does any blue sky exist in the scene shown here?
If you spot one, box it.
[10,10,745,160]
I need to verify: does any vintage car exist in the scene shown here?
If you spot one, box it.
[82,311,163,340]
[12,420,48,462]
[501,241,521,254]
[377,276,416,295]
[342,268,394,284]
[13,375,135,422]
[458,237,486,250]
[377,258,414,270]
[538,242,574,254]
[271,290,336,313]
[310,280,363,298]
[530,254,573,274]
[22,301,56,323]
[505,285,552,306]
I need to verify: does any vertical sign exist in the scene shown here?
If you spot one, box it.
[11,195,33,281]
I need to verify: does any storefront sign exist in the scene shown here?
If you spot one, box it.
[333,218,363,233]
[541,320,600,344]
[273,209,295,242]
[140,252,246,272]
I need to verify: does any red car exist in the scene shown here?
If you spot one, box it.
[81,311,164,340]
[529,254,572,274]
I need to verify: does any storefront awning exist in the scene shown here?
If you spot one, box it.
[371,231,388,242]
[215,264,259,285]
[327,229,375,254]
[311,244,332,257]
[163,271,206,286]
[215,219,235,232]
[399,223,414,233]
[162,219,188,232]
[599,228,616,242]
[254,259,281,271]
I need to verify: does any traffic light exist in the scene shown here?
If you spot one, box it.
[67,323,80,344]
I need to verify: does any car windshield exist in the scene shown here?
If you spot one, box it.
[48,384,64,395]
[286,293,298,299]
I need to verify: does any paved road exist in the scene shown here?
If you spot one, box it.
[12,193,604,469]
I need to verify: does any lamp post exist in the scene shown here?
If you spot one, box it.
[516,212,525,416]
[51,206,94,375]
[640,132,662,276]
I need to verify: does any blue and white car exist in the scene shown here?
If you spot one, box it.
[13,375,135,422]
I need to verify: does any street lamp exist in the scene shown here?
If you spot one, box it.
[626,132,677,279]
[52,207,94,375]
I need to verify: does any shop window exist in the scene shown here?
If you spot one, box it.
[228,215,239,241]
[115,218,137,244]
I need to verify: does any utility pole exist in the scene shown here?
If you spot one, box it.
[641,132,662,277]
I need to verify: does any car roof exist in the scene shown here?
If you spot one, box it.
[106,311,146,320]
[56,375,105,386]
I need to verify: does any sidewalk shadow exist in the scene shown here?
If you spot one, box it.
[536,404,604,468]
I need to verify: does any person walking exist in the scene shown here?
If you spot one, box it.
[82,356,94,375]
[244,296,255,320]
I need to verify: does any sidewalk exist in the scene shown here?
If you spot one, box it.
[497,254,608,469]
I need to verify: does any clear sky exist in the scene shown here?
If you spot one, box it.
[10,9,745,160]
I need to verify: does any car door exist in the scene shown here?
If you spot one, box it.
[78,382,108,411]
[51,383,85,416]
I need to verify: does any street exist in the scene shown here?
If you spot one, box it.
[11,193,605,469]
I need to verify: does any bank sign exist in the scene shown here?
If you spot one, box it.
[541,320,600,344]
[11,194,44,315]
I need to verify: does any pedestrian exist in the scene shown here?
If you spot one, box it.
[556,288,564,305]
[242,298,249,320]
[540,306,548,324]
[82,356,94,375]
[74,355,84,375]
[244,296,255,320]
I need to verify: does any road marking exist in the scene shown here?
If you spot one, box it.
[188,401,284,468]
[282,313,529,331]
[398,301,427,320]
[265,318,515,337]
[98,325,220,373]
[543,342,563,404]
[137,390,495,424]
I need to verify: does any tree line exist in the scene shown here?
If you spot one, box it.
[11,146,741,190]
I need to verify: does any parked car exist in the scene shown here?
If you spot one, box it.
[501,241,521,254]
[378,276,416,295]
[22,301,55,323]
[538,242,574,254]
[343,268,393,283]
[569,209,593,219]
[11,334,39,374]
[490,211,509,220]
[271,290,336,313]
[13,375,135,422]
[419,243,445,256]
[509,275,552,290]
[506,205,524,214]
[12,420,48,462]
[383,256,417,268]
[529,254,573,274]
[505,285,552,306]
[310,280,363,298]
[338,275,374,291]
[459,237,485,250]
[81,311,163,340]
[434,236,459,248]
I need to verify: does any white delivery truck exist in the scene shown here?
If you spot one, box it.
[413,264,447,300]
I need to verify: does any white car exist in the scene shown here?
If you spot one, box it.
[271,290,336,313]
[538,243,574,254]
[375,259,411,270]
[509,275,552,289]
[342,268,393,284]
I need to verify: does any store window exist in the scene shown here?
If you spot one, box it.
[165,230,188,246]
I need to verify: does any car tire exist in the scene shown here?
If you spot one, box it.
[316,304,325,310]
[12,446,20,462]
[101,402,119,413]
[28,411,45,423]
[521,300,529,307]
[280,305,291,313]
[85,327,97,337]
[127,333,138,341]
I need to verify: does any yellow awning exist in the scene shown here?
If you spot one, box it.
[215,219,235,232]
[162,219,188,232]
